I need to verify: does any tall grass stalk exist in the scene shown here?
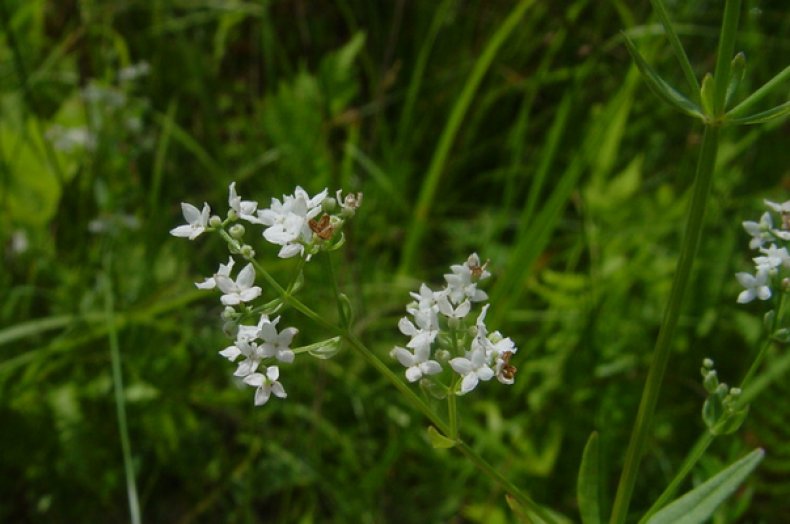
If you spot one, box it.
[610,1,742,521]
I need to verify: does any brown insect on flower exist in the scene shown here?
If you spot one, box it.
[309,214,335,240]
[499,351,517,382]
[469,257,490,279]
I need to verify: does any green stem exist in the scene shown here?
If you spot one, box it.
[448,380,459,439]
[102,264,142,524]
[456,440,557,523]
[609,125,720,524]
[713,0,742,115]
[324,252,348,327]
[341,332,450,435]
[740,291,787,388]
[639,432,715,522]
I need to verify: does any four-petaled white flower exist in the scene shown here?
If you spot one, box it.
[450,349,495,395]
[170,202,211,240]
[444,253,489,304]
[258,316,298,364]
[742,212,774,250]
[391,344,442,382]
[257,186,328,258]
[196,257,235,289]
[244,366,287,406]
[215,263,262,305]
[398,309,438,349]
[736,270,772,304]
[228,182,259,223]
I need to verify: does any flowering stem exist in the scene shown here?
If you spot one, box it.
[455,440,557,523]
[323,252,349,327]
[448,382,459,439]
[609,124,721,524]
[639,431,715,522]
[341,332,451,435]
[741,291,786,388]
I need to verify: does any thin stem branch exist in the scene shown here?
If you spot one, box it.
[650,0,700,98]
[102,262,142,524]
[609,125,720,524]
[639,432,715,522]
[456,440,557,523]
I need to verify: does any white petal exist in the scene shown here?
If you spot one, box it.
[266,366,280,381]
[757,286,772,301]
[236,263,256,288]
[195,277,216,289]
[449,357,473,375]
[238,287,262,302]
[405,366,422,382]
[277,349,295,364]
[420,361,442,376]
[181,202,201,224]
[398,317,417,336]
[271,382,287,399]
[476,366,495,381]
[243,372,265,387]
[254,386,271,406]
[220,293,241,306]
[460,373,479,394]
[737,289,755,304]
[392,347,416,367]
[169,224,194,238]
[278,243,303,258]
[219,346,242,361]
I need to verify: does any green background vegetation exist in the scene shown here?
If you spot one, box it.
[1,0,788,522]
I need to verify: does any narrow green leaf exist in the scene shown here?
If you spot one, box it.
[646,449,764,524]
[700,73,715,118]
[577,432,602,524]
[621,33,703,119]
[727,64,790,118]
[427,426,457,449]
[726,100,790,125]
[724,52,746,109]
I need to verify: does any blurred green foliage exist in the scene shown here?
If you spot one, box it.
[1,0,788,522]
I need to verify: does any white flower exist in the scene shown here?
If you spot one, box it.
[228,182,259,223]
[742,212,775,250]
[437,295,471,319]
[444,253,489,304]
[736,270,772,304]
[753,245,790,272]
[256,186,328,258]
[170,202,211,240]
[398,309,438,349]
[196,257,235,289]
[244,366,287,406]
[409,284,442,313]
[257,316,298,364]
[764,199,790,214]
[391,344,442,382]
[215,263,262,305]
[450,348,495,394]
[226,338,264,377]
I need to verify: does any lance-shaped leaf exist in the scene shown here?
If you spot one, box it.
[727,100,790,126]
[577,432,602,524]
[646,448,764,524]
[724,52,746,109]
[727,64,790,118]
[622,33,704,119]
[700,73,716,118]
[427,426,456,449]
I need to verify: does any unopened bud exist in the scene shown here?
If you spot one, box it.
[209,215,223,228]
[229,224,245,239]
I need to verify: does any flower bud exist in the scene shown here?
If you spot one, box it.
[240,245,255,259]
[227,209,239,221]
[703,369,719,393]
[229,224,245,239]
[209,215,223,228]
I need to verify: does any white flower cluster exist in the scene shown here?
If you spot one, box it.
[737,199,790,304]
[170,183,362,405]
[391,254,518,395]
